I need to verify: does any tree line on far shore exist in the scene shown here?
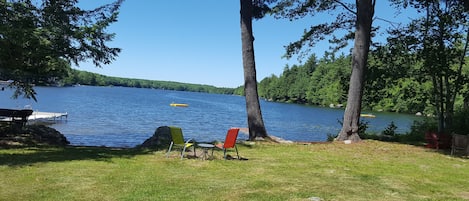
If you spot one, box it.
[58,68,235,95]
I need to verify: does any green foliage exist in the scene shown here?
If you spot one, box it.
[387,0,469,133]
[257,53,350,106]
[269,1,356,60]
[382,121,397,137]
[307,54,349,106]
[406,118,437,142]
[0,0,123,100]
[358,120,369,136]
[358,118,439,144]
[360,122,401,142]
[256,47,467,116]
[359,120,425,143]
[61,69,235,94]
[233,85,245,96]
[326,133,336,142]
[269,0,468,138]
[327,119,369,141]
[363,46,432,114]
[364,121,400,142]
[452,108,469,135]
[252,0,272,19]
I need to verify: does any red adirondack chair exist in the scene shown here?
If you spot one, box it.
[425,131,451,149]
[216,128,240,159]
[425,132,439,149]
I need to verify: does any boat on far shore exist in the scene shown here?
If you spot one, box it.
[170,103,188,107]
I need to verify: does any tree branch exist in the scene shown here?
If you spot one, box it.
[373,16,400,29]
[332,0,356,15]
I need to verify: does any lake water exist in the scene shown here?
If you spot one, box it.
[1,86,420,147]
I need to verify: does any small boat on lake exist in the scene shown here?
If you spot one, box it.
[170,103,188,107]
[360,113,376,118]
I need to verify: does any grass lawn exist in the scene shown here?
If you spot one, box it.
[1,140,468,201]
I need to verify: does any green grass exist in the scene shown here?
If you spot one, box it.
[1,141,468,201]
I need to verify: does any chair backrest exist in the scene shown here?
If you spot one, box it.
[223,128,240,148]
[169,126,185,145]
[452,133,468,148]
[425,132,438,141]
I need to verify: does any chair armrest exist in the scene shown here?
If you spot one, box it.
[185,138,195,144]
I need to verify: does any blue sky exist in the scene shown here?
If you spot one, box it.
[75,1,415,88]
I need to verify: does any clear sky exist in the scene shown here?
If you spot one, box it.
[75,1,414,88]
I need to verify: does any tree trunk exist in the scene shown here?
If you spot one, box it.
[240,0,267,140]
[336,0,375,142]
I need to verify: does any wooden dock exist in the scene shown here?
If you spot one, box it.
[28,111,68,121]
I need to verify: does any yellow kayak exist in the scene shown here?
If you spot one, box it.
[170,103,188,107]
[360,114,376,118]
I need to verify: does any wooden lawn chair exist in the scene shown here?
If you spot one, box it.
[451,133,469,156]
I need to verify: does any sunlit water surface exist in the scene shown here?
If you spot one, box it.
[1,86,420,147]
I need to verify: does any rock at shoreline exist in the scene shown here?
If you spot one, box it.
[0,125,69,147]
[139,126,172,149]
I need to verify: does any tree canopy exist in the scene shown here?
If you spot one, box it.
[387,0,469,134]
[268,0,376,142]
[0,0,123,100]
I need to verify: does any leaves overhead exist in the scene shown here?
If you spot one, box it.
[0,0,123,100]
[269,0,357,60]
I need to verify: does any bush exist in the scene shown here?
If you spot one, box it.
[452,108,469,135]
[358,120,369,136]
[359,122,400,142]
[382,121,397,137]
[398,117,437,143]
[326,133,336,142]
[327,120,370,142]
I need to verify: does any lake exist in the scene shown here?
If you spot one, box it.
[1,86,420,147]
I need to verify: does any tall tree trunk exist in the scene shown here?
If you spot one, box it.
[433,76,445,134]
[448,26,469,131]
[240,0,267,140]
[336,0,375,142]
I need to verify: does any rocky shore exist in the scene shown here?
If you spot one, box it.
[0,124,69,147]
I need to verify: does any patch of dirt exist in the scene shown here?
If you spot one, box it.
[459,192,469,200]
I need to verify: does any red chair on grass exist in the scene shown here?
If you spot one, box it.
[425,132,439,149]
[425,131,451,150]
[216,128,240,160]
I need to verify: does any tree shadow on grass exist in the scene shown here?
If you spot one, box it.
[359,135,469,158]
[0,145,155,167]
